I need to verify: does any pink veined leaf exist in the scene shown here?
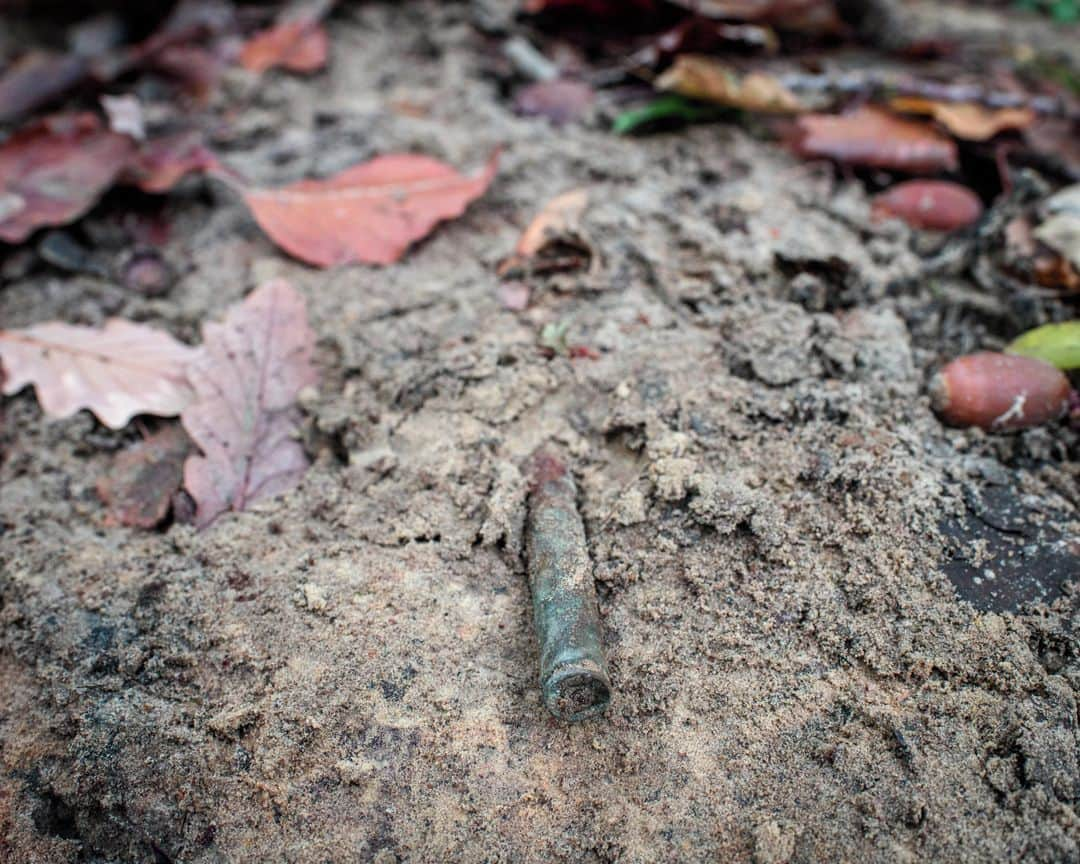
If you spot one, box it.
[181,279,317,528]
[0,319,199,428]
[237,151,499,267]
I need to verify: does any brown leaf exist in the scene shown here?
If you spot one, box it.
[498,187,591,277]
[239,152,499,267]
[121,131,221,193]
[181,279,317,528]
[794,107,958,173]
[0,52,88,124]
[0,113,136,244]
[889,97,1034,142]
[97,425,192,528]
[0,319,198,428]
[871,180,983,231]
[656,55,803,113]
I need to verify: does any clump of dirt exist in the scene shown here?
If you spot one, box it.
[1,2,1078,863]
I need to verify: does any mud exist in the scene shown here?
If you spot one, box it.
[1,2,1079,863]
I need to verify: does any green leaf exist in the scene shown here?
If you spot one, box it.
[1051,0,1080,22]
[612,95,723,136]
[1006,320,1080,369]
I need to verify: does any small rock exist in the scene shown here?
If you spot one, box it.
[752,820,795,864]
[613,487,647,526]
[300,582,329,612]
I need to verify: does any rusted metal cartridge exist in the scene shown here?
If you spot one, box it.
[525,451,611,722]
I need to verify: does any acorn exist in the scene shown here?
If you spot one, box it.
[872,180,983,232]
[930,352,1071,431]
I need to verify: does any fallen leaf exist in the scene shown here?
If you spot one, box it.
[889,97,1034,141]
[97,425,192,527]
[0,113,136,244]
[238,152,499,267]
[0,51,88,124]
[241,20,329,74]
[612,94,723,135]
[498,187,591,277]
[515,79,595,125]
[794,107,958,173]
[122,131,221,193]
[656,55,803,113]
[241,0,335,74]
[0,319,198,428]
[181,280,317,527]
[1007,321,1080,370]
[871,180,983,231]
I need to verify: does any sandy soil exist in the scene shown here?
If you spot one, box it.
[1,2,1079,862]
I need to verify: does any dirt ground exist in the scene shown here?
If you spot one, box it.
[2,2,1080,862]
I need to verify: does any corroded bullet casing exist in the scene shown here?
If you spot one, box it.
[525,452,611,722]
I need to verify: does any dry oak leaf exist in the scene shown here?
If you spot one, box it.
[794,106,958,173]
[656,55,803,113]
[239,152,499,267]
[498,187,591,277]
[0,112,135,244]
[0,319,198,428]
[97,424,192,528]
[889,97,1035,142]
[181,279,317,528]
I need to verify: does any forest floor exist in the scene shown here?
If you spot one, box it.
[1,2,1079,862]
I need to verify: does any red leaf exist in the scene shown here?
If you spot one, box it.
[239,151,499,267]
[0,113,136,244]
[181,280,317,528]
[241,20,330,74]
[794,107,958,173]
[97,425,192,528]
[122,131,221,193]
[0,52,88,124]
[0,319,198,428]
[872,180,983,232]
